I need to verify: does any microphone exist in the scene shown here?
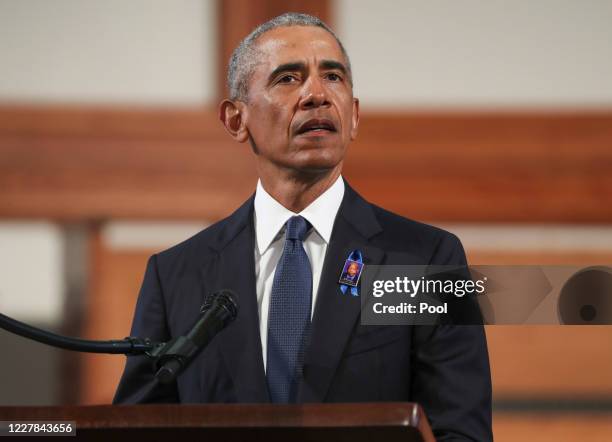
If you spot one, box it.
[153,289,238,384]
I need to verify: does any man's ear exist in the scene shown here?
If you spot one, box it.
[350,97,360,140]
[219,99,249,143]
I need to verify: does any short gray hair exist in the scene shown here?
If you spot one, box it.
[227,12,353,102]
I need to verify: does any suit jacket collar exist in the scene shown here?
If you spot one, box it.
[208,183,385,403]
[300,183,385,401]
[205,194,271,402]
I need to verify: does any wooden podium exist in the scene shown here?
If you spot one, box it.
[0,402,435,441]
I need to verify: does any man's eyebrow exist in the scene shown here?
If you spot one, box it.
[320,59,348,75]
[268,62,306,81]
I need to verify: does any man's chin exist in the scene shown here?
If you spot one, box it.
[257,145,345,176]
[289,152,343,174]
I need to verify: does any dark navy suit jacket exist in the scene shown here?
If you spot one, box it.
[114,184,492,441]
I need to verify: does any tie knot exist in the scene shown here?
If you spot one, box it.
[285,216,310,241]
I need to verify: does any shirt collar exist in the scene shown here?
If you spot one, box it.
[254,175,345,255]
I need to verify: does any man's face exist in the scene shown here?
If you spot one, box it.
[241,26,359,175]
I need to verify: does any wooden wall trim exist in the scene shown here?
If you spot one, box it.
[1,105,611,223]
[0,105,224,140]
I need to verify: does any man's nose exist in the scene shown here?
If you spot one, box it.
[298,76,330,109]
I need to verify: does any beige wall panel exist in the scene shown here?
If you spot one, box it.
[0,0,216,105]
[335,0,612,108]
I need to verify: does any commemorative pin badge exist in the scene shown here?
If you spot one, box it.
[338,259,364,287]
[339,250,364,296]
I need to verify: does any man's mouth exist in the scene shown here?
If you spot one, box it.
[296,118,337,135]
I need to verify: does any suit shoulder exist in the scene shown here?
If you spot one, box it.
[369,204,464,263]
[154,196,253,264]
[156,221,215,256]
[371,204,457,241]
[154,214,245,270]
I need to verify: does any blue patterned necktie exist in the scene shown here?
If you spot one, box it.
[266,215,313,403]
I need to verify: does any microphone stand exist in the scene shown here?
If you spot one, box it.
[1,311,187,383]
[0,311,158,354]
[0,289,237,384]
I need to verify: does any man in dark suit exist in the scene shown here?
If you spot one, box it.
[114,12,492,441]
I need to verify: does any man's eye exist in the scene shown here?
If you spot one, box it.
[278,75,297,84]
[326,73,342,81]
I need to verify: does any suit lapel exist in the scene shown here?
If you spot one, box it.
[299,185,385,402]
[209,197,270,402]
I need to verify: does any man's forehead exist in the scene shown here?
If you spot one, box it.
[253,26,344,67]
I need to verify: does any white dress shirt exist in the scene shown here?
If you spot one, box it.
[254,175,345,371]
